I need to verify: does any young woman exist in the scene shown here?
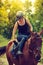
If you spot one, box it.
[11,11,33,57]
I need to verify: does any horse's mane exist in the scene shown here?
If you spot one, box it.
[29,32,42,51]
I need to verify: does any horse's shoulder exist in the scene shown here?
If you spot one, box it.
[24,37,31,48]
[6,40,14,52]
[26,38,31,44]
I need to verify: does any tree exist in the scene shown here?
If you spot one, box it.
[31,0,43,32]
[0,0,24,38]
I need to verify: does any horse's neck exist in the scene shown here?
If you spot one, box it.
[26,38,31,46]
[23,38,34,64]
[23,38,31,52]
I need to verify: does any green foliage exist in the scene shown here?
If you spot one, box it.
[0,0,43,39]
[0,0,24,38]
[33,0,43,32]
[0,35,9,46]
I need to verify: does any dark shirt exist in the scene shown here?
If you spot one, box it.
[17,19,30,35]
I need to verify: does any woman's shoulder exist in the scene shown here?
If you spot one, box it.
[15,21,19,25]
[13,21,18,28]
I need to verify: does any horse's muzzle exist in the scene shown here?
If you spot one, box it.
[35,54,41,62]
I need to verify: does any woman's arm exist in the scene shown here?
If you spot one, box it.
[26,19,33,31]
[11,22,18,39]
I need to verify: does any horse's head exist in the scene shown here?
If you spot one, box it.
[29,32,42,62]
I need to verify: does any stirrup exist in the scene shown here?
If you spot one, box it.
[16,51,23,55]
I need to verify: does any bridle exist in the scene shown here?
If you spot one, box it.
[28,33,42,61]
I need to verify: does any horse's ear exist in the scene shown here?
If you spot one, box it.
[30,31,34,36]
[38,29,43,36]
[31,31,37,36]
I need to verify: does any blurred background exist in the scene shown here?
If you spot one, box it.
[0,0,43,65]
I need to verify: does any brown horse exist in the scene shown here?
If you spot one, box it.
[0,31,43,65]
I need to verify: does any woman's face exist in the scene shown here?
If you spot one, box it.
[19,17,24,22]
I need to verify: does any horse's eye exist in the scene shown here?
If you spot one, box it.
[36,35,40,37]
